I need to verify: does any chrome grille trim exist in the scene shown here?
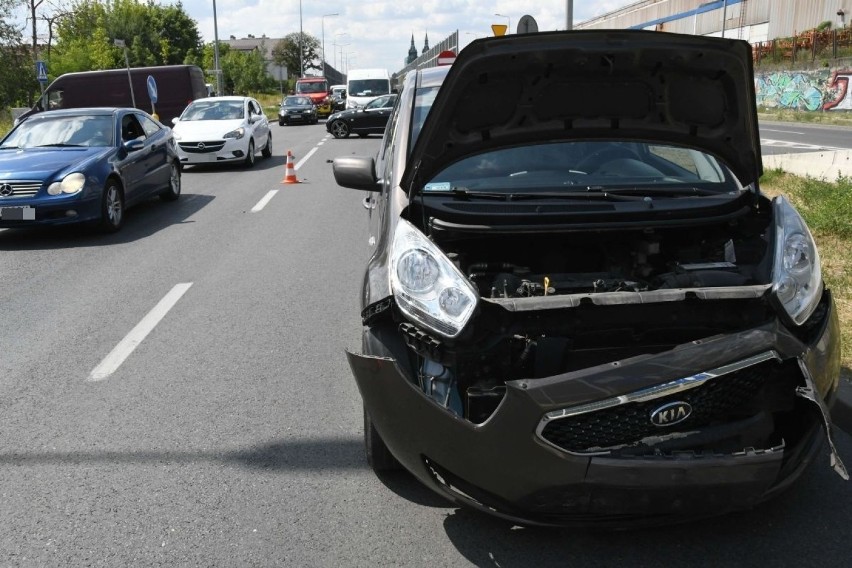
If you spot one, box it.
[534,350,782,455]
[0,181,42,198]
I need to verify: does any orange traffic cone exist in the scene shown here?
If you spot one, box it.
[281,150,300,184]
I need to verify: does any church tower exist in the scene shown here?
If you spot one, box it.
[405,34,418,65]
[422,32,430,55]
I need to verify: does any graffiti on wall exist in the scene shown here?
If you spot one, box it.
[755,69,852,111]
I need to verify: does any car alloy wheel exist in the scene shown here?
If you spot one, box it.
[244,139,255,167]
[330,120,350,139]
[100,180,124,232]
[160,162,181,201]
[262,133,272,158]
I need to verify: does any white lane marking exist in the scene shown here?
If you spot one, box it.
[251,189,279,212]
[87,282,193,382]
[761,128,805,135]
[295,147,318,170]
[760,138,848,151]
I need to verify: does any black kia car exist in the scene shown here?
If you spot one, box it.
[332,30,847,527]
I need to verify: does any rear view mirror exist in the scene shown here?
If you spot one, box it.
[332,156,378,191]
[124,139,145,152]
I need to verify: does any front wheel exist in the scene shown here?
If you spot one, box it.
[159,161,181,201]
[243,139,255,167]
[261,133,272,158]
[329,120,350,139]
[99,180,124,232]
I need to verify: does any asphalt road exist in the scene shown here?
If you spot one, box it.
[760,120,852,155]
[1,121,850,566]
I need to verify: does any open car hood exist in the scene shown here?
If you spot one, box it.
[402,30,762,195]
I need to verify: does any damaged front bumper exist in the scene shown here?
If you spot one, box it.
[347,292,845,527]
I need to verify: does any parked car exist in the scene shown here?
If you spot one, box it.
[171,96,271,168]
[0,107,180,232]
[278,95,318,126]
[326,94,397,139]
[332,30,846,527]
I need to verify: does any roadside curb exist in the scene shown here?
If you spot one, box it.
[831,377,852,436]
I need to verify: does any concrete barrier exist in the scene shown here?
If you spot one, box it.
[763,150,852,180]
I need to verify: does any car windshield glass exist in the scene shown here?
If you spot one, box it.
[1,115,114,148]
[296,81,328,94]
[182,101,244,121]
[284,97,311,106]
[422,141,737,195]
[348,79,389,97]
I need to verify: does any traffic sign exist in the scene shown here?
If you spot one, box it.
[437,50,456,66]
[491,24,508,36]
[35,60,48,83]
[517,15,539,34]
[146,75,158,104]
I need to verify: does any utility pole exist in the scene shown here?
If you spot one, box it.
[213,0,222,95]
[566,0,573,30]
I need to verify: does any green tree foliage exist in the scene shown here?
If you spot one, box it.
[0,0,37,106]
[50,0,202,77]
[272,32,321,78]
[185,41,275,95]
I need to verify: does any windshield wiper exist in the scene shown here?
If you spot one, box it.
[424,188,638,201]
[35,143,85,148]
[588,186,728,197]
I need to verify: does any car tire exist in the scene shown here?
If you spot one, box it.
[261,133,272,158]
[364,406,402,472]
[330,120,350,139]
[279,118,285,126]
[99,179,124,233]
[159,161,181,201]
[244,139,255,167]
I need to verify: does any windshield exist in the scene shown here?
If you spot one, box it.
[1,114,114,148]
[348,79,390,97]
[283,97,312,106]
[424,141,736,194]
[181,100,245,121]
[296,81,328,94]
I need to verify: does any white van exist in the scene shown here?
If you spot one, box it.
[346,68,391,109]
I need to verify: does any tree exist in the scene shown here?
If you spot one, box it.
[51,0,202,74]
[0,0,37,107]
[272,32,321,78]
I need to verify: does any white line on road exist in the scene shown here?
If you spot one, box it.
[295,147,318,170]
[761,128,805,135]
[87,282,193,382]
[251,189,279,212]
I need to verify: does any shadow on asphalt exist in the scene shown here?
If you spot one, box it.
[0,193,214,250]
[180,153,282,174]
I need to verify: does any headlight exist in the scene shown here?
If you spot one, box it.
[172,131,182,141]
[223,127,245,139]
[771,195,823,325]
[47,172,85,195]
[390,219,478,338]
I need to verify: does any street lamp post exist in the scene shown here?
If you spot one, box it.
[322,13,339,76]
[212,0,222,95]
[333,33,349,70]
[299,0,304,77]
[495,13,510,34]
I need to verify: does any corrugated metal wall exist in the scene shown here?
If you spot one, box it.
[577,0,844,42]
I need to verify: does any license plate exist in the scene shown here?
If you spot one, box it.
[0,206,35,220]
[193,153,217,162]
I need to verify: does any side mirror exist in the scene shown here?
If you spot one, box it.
[124,139,145,152]
[332,156,378,191]
[249,115,262,124]
[171,117,179,125]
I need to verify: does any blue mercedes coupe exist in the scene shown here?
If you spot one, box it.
[0,107,181,232]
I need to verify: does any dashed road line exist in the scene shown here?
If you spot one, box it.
[87,282,193,382]
[251,190,279,212]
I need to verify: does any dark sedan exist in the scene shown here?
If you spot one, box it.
[326,94,397,139]
[0,107,180,232]
[278,95,318,126]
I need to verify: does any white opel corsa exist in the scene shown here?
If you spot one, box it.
[172,96,272,167]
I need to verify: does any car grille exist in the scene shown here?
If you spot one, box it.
[0,181,41,198]
[538,356,785,454]
[178,141,225,154]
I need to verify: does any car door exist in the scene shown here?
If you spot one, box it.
[248,99,269,148]
[364,96,395,134]
[117,112,153,203]
[136,112,172,193]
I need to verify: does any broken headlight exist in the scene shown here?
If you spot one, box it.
[390,219,478,338]
[771,196,823,325]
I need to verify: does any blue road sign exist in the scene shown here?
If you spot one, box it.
[146,75,158,104]
[36,60,48,83]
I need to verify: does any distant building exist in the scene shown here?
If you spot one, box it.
[405,34,431,66]
[223,34,287,84]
